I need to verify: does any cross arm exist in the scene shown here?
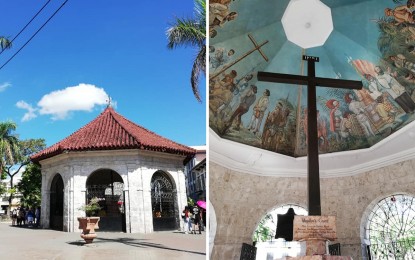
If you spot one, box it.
[257,71,362,90]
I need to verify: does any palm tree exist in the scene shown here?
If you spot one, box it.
[0,36,12,51]
[166,0,206,103]
[0,121,19,177]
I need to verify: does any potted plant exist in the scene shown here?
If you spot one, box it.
[77,197,101,244]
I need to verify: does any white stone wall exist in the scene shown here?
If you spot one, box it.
[39,149,187,233]
[210,158,415,260]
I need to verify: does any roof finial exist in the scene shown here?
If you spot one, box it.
[106,95,112,108]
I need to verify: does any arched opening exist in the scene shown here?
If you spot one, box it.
[209,200,217,258]
[253,204,308,259]
[364,194,415,259]
[49,174,64,231]
[86,169,125,232]
[151,171,178,231]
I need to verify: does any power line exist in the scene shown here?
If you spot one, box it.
[0,0,69,71]
[0,0,52,56]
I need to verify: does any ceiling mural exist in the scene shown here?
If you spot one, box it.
[209,0,415,157]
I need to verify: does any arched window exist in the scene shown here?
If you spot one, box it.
[365,194,415,259]
[253,204,308,259]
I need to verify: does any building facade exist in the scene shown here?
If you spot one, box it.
[0,179,22,215]
[185,146,206,202]
[32,107,195,233]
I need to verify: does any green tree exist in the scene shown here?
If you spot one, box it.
[188,197,195,206]
[166,0,206,103]
[3,138,45,210]
[0,36,12,51]
[253,213,276,243]
[0,182,6,196]
[0,121,19,178]
[16,163,41,208]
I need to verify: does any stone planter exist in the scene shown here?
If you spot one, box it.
[77,217,100,244]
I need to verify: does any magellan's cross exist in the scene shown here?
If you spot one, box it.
[257,55,362,216]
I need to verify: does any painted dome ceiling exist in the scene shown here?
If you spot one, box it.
[209,0,415,158]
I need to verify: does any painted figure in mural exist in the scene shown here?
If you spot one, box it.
[353,87,388,130]
[376,95,397,124]
[326,99,343,142]
[355,87,375,107]
[209,70,238,119]
[389,54,415,74]
[248,89,270,135]
[384,5,415,25]
[209,3,238,29]
[339,112,352,140]
[303,109,328,150]
[364,74,383,100]
[229,73,254,112]
[209,3,229,27]
[364,73,405,116]
[210,0,232,4]
[210,47,235,71]
[374,66,415,113]
[317,110,328,150]
[345,93,376,137]
[219,69,238,90]
[261,102,291,151]
[225,84,257,131]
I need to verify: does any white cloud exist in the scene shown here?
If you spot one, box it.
[0,82,11,92]
[16,83,111,122]
[16,101,37,122]
[37,83,109,120]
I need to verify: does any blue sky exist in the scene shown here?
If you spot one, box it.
[0,0,206,148]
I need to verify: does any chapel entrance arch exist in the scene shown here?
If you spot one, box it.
[151,171,179,231]
[49,174,64,231]
[86,169,125,232]
[253,204,308,259]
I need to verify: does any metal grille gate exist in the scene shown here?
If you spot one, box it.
[151,173,178,230]
[86,182,125,231]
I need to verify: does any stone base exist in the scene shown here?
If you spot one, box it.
[288,256,352,260]
[306,239,326,255]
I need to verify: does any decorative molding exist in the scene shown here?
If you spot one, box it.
[210,120,415,178]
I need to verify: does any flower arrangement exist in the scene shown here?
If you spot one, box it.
[79,197,101,217]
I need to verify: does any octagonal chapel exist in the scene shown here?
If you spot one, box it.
[31,107,195,233]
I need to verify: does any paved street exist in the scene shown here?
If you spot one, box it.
[0,222,206,260]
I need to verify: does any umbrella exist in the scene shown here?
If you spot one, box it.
[196,200,206,209]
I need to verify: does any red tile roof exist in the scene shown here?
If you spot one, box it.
[31,107,196,162]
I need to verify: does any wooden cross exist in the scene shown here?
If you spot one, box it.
[210,34,269,80]
[257,55,362,216]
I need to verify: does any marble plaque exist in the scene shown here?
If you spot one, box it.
[293,216,337,241]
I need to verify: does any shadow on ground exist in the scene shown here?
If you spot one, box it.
[66,237,205,256]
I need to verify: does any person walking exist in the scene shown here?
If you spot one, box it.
[11,208,17,226]
[18,207,25,227]
[26,208,34,227]
[192,205,202,235]
[35,207,40,228]
[181,206,191,234]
